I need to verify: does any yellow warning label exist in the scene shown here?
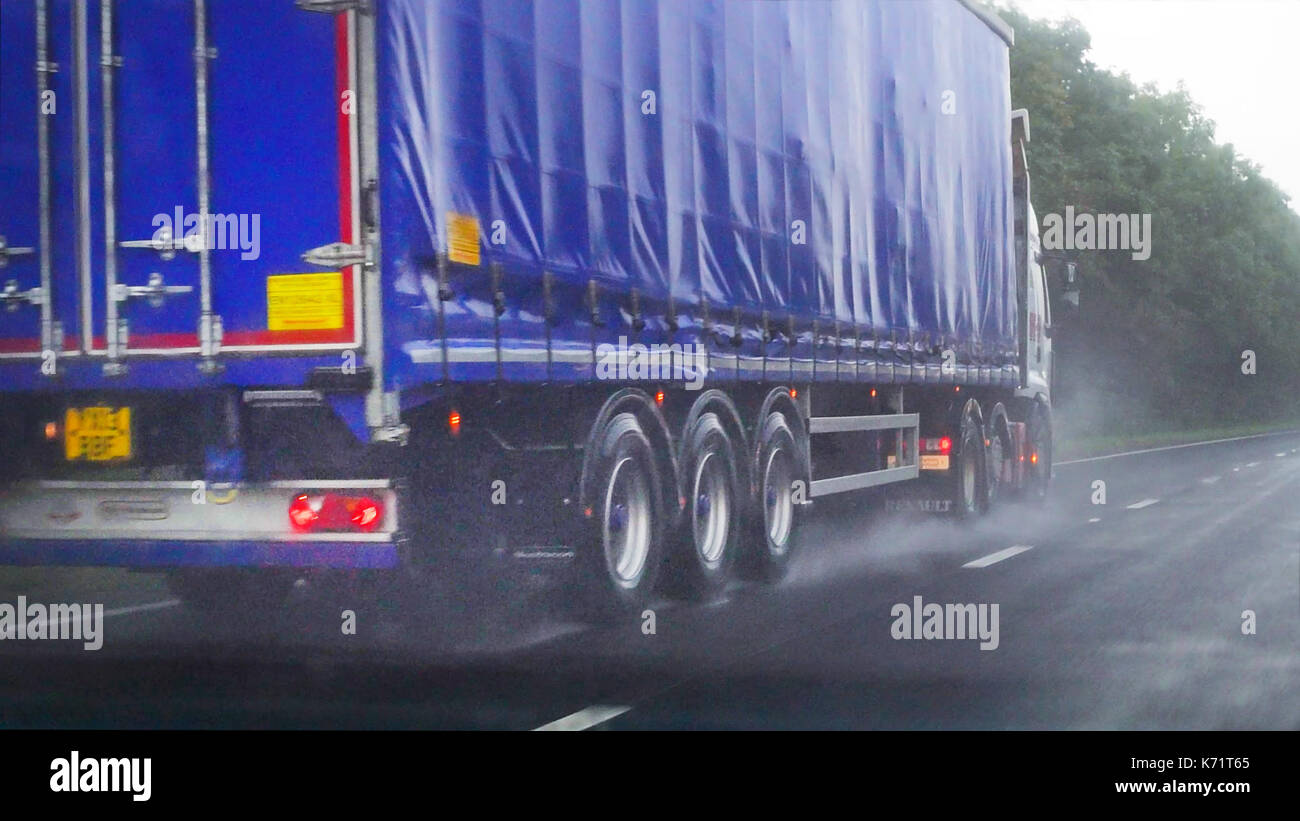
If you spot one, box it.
[267,272,345,331]
[447,211,481,266]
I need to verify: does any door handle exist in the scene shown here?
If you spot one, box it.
[0,280,45,311]
[0,235,36,268]
[119,226,190,262]
[112,272,194,308]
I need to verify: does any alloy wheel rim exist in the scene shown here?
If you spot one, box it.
[692,451,730,565]
[764,447,794,553]
[603,456,652,585]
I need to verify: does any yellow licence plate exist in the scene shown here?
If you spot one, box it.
[64,406,132,462]
[920,454,950,471]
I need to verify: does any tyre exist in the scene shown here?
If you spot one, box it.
[985,404,1012,509]
[954,407,987,518]
[673,412,740,598]
[749,411,802,583]
[580,412,665,616]
[166,569,292,615]
[1024,401,1053,503]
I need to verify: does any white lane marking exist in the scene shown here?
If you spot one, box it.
[963,545,1033,568]
[1244,461,1260,468]
[1088,517,1101,523]
[25,599,180,634]
[1057,430,1300,465]
[1201,476,1220,484]
[1127,498,1160,510]
[104,599,181,618]
[1232,467,1240,472]
[1277,452,1287,458]
[534,705,631,732]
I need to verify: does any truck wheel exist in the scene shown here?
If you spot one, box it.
[582,412,665,616]
[674,412,740,598]
[1025,402,1053,503]
[750,412,801,583]
[985,404,1012,509]
[954,409,987,518]
[166,569,292,616]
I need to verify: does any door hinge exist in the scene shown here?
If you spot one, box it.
[199,313,224,369]
[104,318,130,376]
[372,390,410,445]
[40,319,63,373]
[302,241,368,269]
[296,0,371,14]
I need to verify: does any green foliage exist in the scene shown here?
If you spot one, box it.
[999,4,1300,435]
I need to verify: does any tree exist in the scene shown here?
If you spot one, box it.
[1000,3,1300,434]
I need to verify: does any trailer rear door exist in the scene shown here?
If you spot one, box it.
[0,0,79,361]
[0,0,362,374]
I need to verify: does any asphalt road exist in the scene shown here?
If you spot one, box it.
[2,431,1298,730]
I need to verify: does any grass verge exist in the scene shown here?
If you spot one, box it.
[1055,420,1300,462]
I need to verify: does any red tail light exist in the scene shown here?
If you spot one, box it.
[288,493,384,533]
[288,494,319,531]
[350,498,382,530]
[921,437,954,454]
[449,410,462,436]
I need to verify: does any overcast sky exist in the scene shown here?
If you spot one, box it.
[1011,0,1300,206]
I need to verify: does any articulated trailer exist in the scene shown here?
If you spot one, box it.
[0,0,1057,615]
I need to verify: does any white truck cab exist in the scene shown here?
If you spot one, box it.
[1011,108,1052,403]
[1023,202,1052,401]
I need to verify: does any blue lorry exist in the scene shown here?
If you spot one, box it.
[0,0,1058,614]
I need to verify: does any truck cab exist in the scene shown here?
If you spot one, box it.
[1023,201,1052,401]
[1012,108,1052,404]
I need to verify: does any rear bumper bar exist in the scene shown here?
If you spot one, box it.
[0,479,400,569]
[0,539,398,569]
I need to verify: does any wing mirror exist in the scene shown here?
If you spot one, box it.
[1039,254,1080,317]
[1060,261,1080,315]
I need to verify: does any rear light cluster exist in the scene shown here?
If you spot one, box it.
[922,437,953,454]
[288,493,384,533]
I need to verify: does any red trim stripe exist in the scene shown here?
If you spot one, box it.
[328,11,358,348]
